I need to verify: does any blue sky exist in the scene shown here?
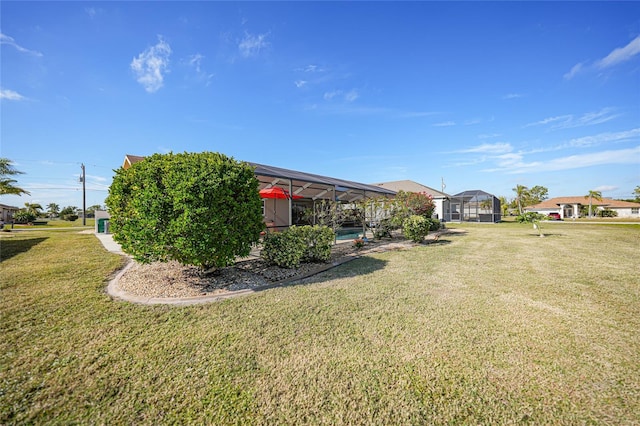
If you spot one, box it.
[2,1,639,210]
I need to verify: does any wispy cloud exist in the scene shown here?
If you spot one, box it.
[131,36,172,93]
[596,35,640,69]
[433,121,456,127]
[564,36,640,79]
[294,80,307,88]
[85,7,103,19]
[344,89,359,102]
[484,146,640,174]
[525,108,619,130]
[0,33,43,57]
[323,89,358,102]
[594,185,618,192]
[478,133,501,139]
[188,53,204,73]
[456,143,513,154]
[186,53,214,86]
[238,31,269,58]
[503,93,524,99]
[0,88,26,101]
[298,64,325,73]
[324,90,341,100]
[563,62,584,80]
[399,111,439,118]
[566,128,640,148]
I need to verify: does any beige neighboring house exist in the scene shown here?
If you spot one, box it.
[525,196,640,219]
[372,180,450,220]
[0,203,20,223]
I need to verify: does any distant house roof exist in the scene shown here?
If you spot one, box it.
[372,180,449,198]
[451,190,497,200]
[526,197,640,210]
[0,203,20,210]
[123,154,145,169]
[121,155,395,201]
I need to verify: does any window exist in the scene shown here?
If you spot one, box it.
[632,208,639,214]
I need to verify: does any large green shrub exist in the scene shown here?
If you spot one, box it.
[106,152,264,270]
[402,215,430,243]
[261,225,335,268]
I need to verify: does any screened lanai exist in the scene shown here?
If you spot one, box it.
[249,162,396,230]
[444,190,501,223]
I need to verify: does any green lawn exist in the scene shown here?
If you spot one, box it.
[1,223,639,424]
[6,218,95,229]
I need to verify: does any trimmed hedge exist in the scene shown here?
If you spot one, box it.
[261,225,335,268]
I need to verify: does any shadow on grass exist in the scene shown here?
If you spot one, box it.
[526,233,566,238]
[0,236,48,262]
[256,256,388,292]
[425,239,453,245]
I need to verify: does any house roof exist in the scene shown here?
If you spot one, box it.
[372,180,449,198]
[123,154,145,169]
[451,190,497,201]
[248,162,396,200]
[0,204,20,210]
[526,196,640,210]
[120,155,395,202]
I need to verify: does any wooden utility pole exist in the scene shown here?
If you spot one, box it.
[81,163,86,226]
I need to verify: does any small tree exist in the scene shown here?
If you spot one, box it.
[391,191,435,227]
[47,203,60,218]
[24,203,43,217]
[513,184,528,215]
[303,199,353,232]
[106,152,264,271]
[517,212,547,237]
[585,190,603,219]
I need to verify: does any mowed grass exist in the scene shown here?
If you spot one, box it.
[6,218,95,229]
[1,223,639,424]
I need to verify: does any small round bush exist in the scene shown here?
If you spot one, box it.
[300,225,335,262]
[428,218,441,232]
[261,228,306,268]
[402,215,430,243]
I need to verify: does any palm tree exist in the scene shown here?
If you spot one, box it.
[498,196,510,217]
[585,190,603,218]
[0,158,30,196]
[513,184,528,215]
[24,202,43,217]
[47,203,60,218]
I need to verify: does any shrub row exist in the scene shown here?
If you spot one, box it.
[261,225,335,268]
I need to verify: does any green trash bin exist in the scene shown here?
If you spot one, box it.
[97,218,108,233]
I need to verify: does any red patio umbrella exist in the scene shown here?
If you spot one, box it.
[260,187,303,229]
[259,187,303,199]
